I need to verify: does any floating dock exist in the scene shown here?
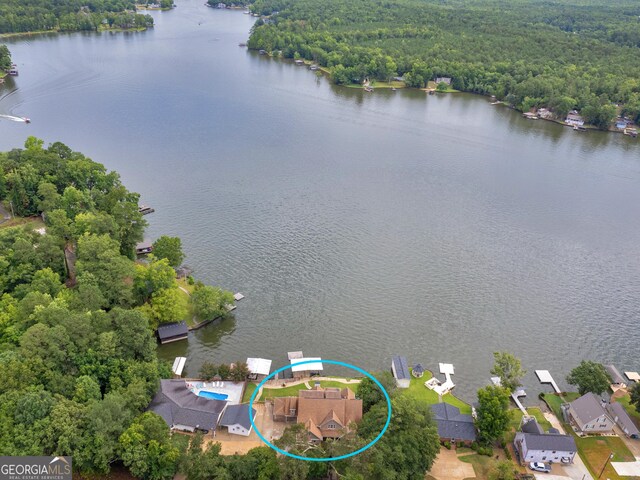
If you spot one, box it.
[172,356,187,377]
[535,369,561,393]
[625,372,640,383]
[233,292,245,301]
[511,388,528,415]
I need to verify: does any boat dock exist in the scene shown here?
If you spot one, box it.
[492,376,527,414]
[625,372,640,383]
[172,356,187,377]
[535,369,561,393]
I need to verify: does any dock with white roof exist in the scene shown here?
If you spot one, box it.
[535,369,561,393]
[625,372,640,383]
[288,351,323,379]
[172,356,187,377]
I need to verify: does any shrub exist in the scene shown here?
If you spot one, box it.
[187,275,195,285]
[444,441,451,450]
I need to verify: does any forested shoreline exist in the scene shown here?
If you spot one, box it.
[0,0,153,34]
[247,0,640,129]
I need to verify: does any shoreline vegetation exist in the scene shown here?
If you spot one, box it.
[246,0,640,134]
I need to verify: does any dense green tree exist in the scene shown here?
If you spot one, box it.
[630,383,640,414]
[490,351,525,393]
[133,257,178,304]
[0,45,10,71]
[489,460,517,480]
[191,284,234,321]
[566,361,611,395]
[475,385,510,444]
[356,371,396,412]
[119,412,181,480]
[139,287,188,329]
[230,361,250,382]
[199,362,218,381]
[152,236,185,268]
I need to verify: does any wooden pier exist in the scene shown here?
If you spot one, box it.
[535,369,561,393]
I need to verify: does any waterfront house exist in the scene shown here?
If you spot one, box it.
[157,321,188,344]
[412,363,425,378]
[391,355,410,388]
[246,357,272,381]
[565,111,585,126]
[605,364,627,391]
[219,404,257,436]
[149,379,227,433]
[514,418,577,464]
[431,403,476,445]
[434,77,452,85]
[295,385,362,443]
[605,402,639,438]
[565,393,615,434]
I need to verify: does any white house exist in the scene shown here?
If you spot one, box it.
[566,393,615,433]
[565,111,585,126]
[218,404,257,436]
[514,418,577,464]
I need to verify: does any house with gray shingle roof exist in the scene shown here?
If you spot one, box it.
[566,392,614,434]
[431,403,476,445]
[514,418,577,464]
[606,365,627,390]
[219,404,257,436]
[149,379,227,433]
[606,402,639,438]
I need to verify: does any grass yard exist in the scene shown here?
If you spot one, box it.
[242,382,258,403]
[575,435,636,480]
[616,394,640,427]
[541,392,580,420]
[458,452,497,480]
[0,215,45,230]
[258,380,358,402]
[400,371,472,415]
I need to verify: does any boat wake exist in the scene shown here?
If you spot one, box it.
[0,114,30,123]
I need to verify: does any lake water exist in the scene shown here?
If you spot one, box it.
[2,0,639,403]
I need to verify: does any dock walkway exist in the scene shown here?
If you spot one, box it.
[535,370,561,393]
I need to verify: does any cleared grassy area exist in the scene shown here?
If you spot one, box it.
[0,215,45,230]
[541,392,580,420]
[459,452,497,480]
[242,382,258,403]
[400,371,472,415]
[259,380,358,401]
[616,394,640,427]
[575,436,635,480]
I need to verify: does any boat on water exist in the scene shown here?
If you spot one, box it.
[623,127,638,137]
[364,86,374,92]
[391,87,397,91]
[573,125,587,132]
[138,205,155,215]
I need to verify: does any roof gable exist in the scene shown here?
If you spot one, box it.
[570,393,608,424]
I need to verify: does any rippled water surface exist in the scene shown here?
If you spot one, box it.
[2,0,639,402]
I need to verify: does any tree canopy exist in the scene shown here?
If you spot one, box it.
[490,351,526,393]
[247,0,640,128]
[566,360,611,395]
[475,385,511,444]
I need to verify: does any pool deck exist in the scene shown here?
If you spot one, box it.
[187,380,244,404]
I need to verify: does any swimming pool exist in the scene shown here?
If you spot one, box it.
[198,391,229,401]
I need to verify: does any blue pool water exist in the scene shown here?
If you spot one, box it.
[198,391,228,401]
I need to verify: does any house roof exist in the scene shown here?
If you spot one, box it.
[246,357,272,376]
[392,355,410,380]
[297,386,362,438]
[157,321,188,340]
[520,433,577,452]
[606,402,640,436]
[570,393,608,424]
[431,403,476,441]
[148,379,227,431]
[413,364,425,374]
[274,396,298,417]
[605,365,626,385]
[290,357,323,372]
[219,404,256,430]
[521,417,545,435]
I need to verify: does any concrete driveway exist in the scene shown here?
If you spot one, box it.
[542,412,594,480]
[429,448,476,480]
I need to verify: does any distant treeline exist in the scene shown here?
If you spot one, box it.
[0,0,153,33]
[247,0,640,128]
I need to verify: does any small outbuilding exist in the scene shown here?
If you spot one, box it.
[219,404,257,436]
[290,357,323,379]
[391,355,410,388]
[136,241,154,255]
[412,363,425,378]
[247,357,272,380]
[157,321,189,344]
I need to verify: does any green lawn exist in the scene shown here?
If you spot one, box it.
[575,436,635,480]
[541,392,580,420]
[616,394,640,427]
[242,382,258,403]
[258,380,358,402]
[400,371,472,415]
[459,452,498,480]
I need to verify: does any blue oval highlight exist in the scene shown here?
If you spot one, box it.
[248,359,392,462]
